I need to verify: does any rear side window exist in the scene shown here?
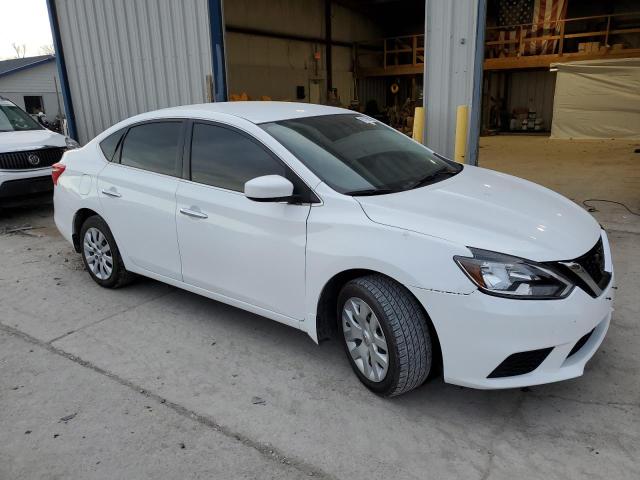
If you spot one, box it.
[120,122,182,176]
[99,129,126,162]
[190,123,285,192]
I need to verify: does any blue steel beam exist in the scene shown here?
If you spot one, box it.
[208,0,228,102]
[467,0,487,166]
[45,0,78,141]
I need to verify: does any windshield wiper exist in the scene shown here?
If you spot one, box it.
[407,167,459,190]
[343,188,396,196]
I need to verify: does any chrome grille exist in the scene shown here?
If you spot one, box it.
[0,147,66,170]
[575,238,605,284]
[553,237,611,298]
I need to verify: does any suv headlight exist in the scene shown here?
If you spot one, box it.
[65,137,80,149]
[454,248,573,299]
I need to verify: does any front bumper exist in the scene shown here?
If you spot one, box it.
[410,247,615,390]
[0,168,53,199]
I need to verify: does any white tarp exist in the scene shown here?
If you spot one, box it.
[551,57,640,139]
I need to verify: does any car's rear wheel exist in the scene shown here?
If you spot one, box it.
[338,274,432,396]
[80,216,132,288]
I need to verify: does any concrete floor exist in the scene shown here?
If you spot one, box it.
[1,137,639,479]
[480,136,640,233]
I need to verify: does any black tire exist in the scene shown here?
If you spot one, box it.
[338,274,432,397]
[79,215,133,289]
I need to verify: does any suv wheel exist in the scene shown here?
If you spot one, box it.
[338,274,432,396]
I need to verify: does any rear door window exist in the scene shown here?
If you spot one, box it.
[120,121,182,176]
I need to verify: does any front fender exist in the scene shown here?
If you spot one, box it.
[304,189,475,340]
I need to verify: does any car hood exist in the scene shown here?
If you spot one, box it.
[356,165,600,262]
[0,129,66,152]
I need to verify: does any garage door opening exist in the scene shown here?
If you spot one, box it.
[223,0,425,134]
[481,1,640,137]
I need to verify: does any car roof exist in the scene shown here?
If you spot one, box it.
[150,101,353,124]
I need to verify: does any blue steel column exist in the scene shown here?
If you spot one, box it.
[45,0,78,141]
[467,0,487,166]
[208,0,228,102]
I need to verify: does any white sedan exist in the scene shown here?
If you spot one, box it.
[52,102,614,396]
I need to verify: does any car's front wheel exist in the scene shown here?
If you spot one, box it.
[80,215,132,288]
[338,275,432,396]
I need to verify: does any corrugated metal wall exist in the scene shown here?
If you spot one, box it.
[54,0,214,144]
[423,0,482,160]
[508,71,556,131]
[357,77,386,111]
[0,61,59,95]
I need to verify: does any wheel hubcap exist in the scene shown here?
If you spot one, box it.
[342,297,389,382]
[83,227,113,280]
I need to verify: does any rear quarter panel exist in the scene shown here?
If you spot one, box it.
[53,144,108,247]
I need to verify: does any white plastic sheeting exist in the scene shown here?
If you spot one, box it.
[551,58,640,140]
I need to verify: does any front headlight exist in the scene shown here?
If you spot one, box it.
[454,248,573,299]
[65,137,80,149]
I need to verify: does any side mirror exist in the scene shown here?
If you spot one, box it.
[244,175,294,202]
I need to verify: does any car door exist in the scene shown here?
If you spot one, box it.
[97,120,185,281]
[175,121,313,324]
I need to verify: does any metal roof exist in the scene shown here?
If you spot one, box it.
[0,55,56,78]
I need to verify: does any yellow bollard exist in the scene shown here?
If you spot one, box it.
[454,105,469,163]
[412,107,425,144]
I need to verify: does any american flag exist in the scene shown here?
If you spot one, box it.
[496,0,568,55]
[528,0,568,54]
[498,0,534,27]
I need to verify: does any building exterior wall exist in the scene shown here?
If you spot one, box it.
[424,0,484,161]
[0,61,63,119]
[53,0,214,144]
[224,0,381,105]
[51,0,385,144]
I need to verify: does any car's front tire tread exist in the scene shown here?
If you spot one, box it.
[341,275,432,396]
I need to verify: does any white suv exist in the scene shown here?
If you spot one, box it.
[0,97,77,201]
[52,102,614,396]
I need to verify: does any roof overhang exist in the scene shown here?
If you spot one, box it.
[0,56,56,79]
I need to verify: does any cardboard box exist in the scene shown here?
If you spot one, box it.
[578,42,601,54]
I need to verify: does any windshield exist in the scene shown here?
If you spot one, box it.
[0,100,43,132]
[261,113,461,195]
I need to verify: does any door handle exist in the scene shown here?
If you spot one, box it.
[180,207,208,219]
[101,188,122,198]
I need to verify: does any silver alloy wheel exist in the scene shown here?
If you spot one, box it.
[342,297,389,382]
[83,227,114,280]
